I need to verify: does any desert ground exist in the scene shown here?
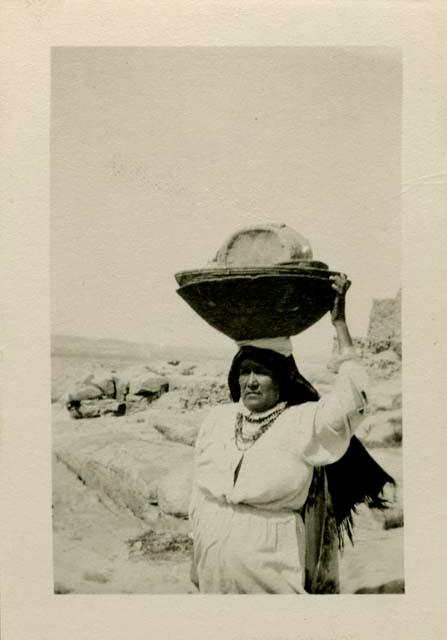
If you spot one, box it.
[51,337,403,594]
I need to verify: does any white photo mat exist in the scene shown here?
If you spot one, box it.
[2,2,446,639]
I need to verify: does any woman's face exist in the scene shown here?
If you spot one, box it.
[238,359,281,413]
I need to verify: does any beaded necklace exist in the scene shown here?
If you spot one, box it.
[234,402,287,451]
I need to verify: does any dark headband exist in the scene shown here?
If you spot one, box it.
[228,345,319,406]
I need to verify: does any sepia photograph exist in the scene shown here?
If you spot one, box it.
[51,46,403,595]
[3,1,447,638]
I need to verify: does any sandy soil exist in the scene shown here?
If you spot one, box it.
[53,458,195,594]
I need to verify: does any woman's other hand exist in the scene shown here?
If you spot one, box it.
[329,273,351,325]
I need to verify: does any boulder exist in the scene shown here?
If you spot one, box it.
[149,407,207,447]
[157,463,194,518]
[128,374,169,397]
[150,390,186,412]
[115,378,130,402]
[65,371,169,418]
[55,422,194,525]
[66,398,125,419]
[67,401,100,419]
[356,409,402,447]
[153,421,200,447]
[82,375,116,398]
[68,384,104,402]
[125,394,151,415]
[99,400,126,416]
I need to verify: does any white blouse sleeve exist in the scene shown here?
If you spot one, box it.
[302,359,369,466]
[193,405,220,455]
[188,406,221,520]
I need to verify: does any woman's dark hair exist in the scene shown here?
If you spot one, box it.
[228,345,319,406]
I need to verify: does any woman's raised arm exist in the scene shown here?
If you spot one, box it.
[301,274,369,466]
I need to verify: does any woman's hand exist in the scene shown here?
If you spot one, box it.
[329,273,354,352]
[329,273,351,325]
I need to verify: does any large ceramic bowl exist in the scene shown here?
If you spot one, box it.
[175,224,340,340]
[176,266,338,340]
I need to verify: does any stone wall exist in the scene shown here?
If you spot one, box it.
[366,289,401,356]
[329,289,401,378]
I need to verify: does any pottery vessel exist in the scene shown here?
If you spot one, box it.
[175,224,339,340]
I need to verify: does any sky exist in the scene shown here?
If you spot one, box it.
[51,47,401,358]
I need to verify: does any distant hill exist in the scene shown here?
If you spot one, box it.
[51,334,233,364]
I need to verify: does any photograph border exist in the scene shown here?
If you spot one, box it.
[2,2,447,639]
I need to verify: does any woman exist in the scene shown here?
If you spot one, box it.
[189,274,393,593]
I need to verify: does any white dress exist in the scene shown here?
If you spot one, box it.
[189,361,369,594]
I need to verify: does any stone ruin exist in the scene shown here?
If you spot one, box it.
[66,372,169,419]
[362,289,401,378]
[329,289,401,378]
[367,289,401,354]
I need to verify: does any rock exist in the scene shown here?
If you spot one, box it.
[66,402,97,419]
[96,378,117,398]
[370,391,402,412]
[153,421,200,447]
[367,290,401,344]
[368,378,402,412]
[99,400,126,416]
[151,390,186,412]
[365,290,401,361]
[69,374,118,401]
[65,371,170,418]
[67,398,126,419]
[166,378,230,410]
[54,582,73,595]
[115,378,130,402]
[356,410,402,447]
[125,394,151,415]
[68,384,104,402]
[355,579,404,594]
[366,350,401,380]
[157,463,194,517]
[126,529,193,560]
[128,374,169,398]
[82,375,116,398]
[149,408,207,447]
[66,400,100,419]
[370,349,400,365]
[383,507,404,530]
[55,423,194,524]
[180,365,196,376]
[327,290,401,377]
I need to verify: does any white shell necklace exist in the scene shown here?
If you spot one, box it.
[234,402,287,451]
